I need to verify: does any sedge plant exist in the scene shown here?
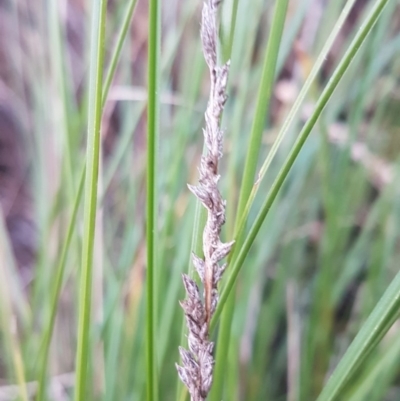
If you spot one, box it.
[0,1,399,401]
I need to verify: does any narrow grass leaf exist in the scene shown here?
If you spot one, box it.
[316,263,400,401]
[102,0,139,108]
[74,1,107,400]
[146,0,161,399]
[211,1,289,399]
[232,0,358,250]
[36,168,85,401]
[211,0,391,331]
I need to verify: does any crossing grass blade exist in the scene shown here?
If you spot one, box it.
[211,0,391,330]
[316,263,400,401]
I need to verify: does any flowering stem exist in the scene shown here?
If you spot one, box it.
[176,1,234,399]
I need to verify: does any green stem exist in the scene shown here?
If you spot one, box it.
[146,0,160,398]
[74,1,107,400]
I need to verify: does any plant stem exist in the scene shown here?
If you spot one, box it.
[74,1,107,400]
[146,0,160,398]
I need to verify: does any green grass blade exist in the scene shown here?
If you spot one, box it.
[211,1,289,399]
[232,0,357,247]
[74,1,107,400]
[222,0,240,61]
[102,0,139,108]
[146,0,160,398]
[235,0,289,223]
[316,265,400,401]
[347,335,400,401]
[48,0,74,197]
[211,0,390,331]
[36,167,85,401]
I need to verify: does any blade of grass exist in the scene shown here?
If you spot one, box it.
[211,1,289,399]
[146,0,160,398]
[61,0,139,207]
[74,0,107,400]
[347,334,400,401]
[102,0,139,108]
[232,0,357,246]
[222,0,239,61]
[65,0,138,179]
[211,0,391,331]
[35,6,139,393]
[36,167,85,401]
[315,243,400,401]
[235,0,289,223]
[48,0,75,197]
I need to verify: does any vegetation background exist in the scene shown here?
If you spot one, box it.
[0,0,399,400]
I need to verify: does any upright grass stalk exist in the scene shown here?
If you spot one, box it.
[35,3,139,398]
[210,0,391,331]
[146,0,160,399]
[74,1,107,400]
[210,1,289,399]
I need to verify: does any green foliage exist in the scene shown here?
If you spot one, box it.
[0,0,400,400]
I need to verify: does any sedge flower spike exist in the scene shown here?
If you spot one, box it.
[176,1,234,400]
